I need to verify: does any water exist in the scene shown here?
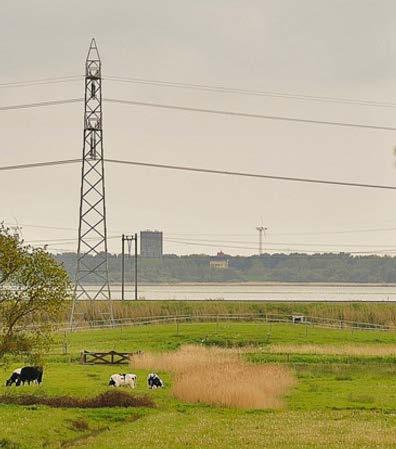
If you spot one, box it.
[102,283,396,302]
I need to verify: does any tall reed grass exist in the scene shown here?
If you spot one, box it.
[132,345,295,409]
[268,343,396,356]
[64,300,396,327]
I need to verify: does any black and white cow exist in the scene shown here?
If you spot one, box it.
[5,368,22,386]
[147,373,163,389]
[108,373,137,388]
[6,366,43,386]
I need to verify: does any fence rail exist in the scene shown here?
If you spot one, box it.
[7,313,395,334]
[60,312,396,333]
[80,350,141,365]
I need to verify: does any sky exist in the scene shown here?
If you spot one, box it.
[2,0,396,256]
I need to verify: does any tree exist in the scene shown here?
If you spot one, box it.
[0,225,71,359]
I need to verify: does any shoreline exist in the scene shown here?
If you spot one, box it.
[104,281,396,288]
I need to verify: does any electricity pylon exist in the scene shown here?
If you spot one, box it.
[70,39,112,328]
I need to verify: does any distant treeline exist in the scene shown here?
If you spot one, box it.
[55,252,396,283]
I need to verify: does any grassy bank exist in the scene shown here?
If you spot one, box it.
[50,322,396,357]
[66,300,396,326]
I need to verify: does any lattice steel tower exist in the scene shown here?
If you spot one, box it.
[70,39,112,326]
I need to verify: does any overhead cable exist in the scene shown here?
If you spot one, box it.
[2,96,396,131]
[3,74,396,109]
[0,76,82,89]
[4,222,76,231]
[104,158,396,191]
[0,159,81,172]
[0,98,83,111]
[105,75,396,109]
[0,157,395,192]
[164,238,396,255]
[6,221,396,239]
[104,98,396,131]
[166,236,396,249]
[167,226,396,237]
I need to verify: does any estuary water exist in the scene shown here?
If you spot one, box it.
[103,283,396,302]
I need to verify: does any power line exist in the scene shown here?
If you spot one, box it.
[105,75,396,109]
[27,235,120,245]
[2,96,396,131]
[18,231,396,254]
[3,74,396,110]
[25,233,396,255]
[164,238,396,255]
[167,226,396,237]
[32,237,396,256]
[2,220,129,236]
[105,158,396,191]
[166,236,396,249]
[6,220,396,239]
[0,157,395,191]
[0,98,82,111]
[0,76,82,89]
[28,233,396,250]
[104,98,396,131]
[0,159,81,172]
[4,222,76,231]
[267,227,396,236]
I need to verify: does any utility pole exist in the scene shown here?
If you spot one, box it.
[70,39,112,328]
[121,234,125,301]
[256,226,268,256]
[134,232,138,301]
[121,234,138,300]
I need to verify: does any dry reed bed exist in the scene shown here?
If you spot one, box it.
[132,345,295,409]
[267,343,396,356]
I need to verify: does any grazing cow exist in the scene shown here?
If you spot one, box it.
[6,366,43,387]
[108,373,137,388]
[5,368,22,386]
[124,374,137,388]
[147,373,163,389]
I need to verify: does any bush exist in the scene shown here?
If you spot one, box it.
[0,390,154,408]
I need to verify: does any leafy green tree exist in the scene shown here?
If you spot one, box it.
[0,225,71,359]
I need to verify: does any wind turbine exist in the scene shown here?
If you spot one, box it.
[256,221,268,255]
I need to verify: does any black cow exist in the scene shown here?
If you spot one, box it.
[147,373,163,389]
[6,366,43,386]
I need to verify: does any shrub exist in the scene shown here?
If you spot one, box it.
[0,390,154,408]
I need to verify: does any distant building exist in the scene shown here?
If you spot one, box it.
[140,230,163,258]
[209,251,229,269]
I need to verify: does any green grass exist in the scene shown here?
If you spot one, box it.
[290,364,396,411]
[55,322,396,357]
[65,409,396,449]
[1,321,396,448]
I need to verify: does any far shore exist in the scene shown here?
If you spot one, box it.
[104,282,396,288]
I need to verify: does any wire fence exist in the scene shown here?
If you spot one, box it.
[63,312,396,332]
[6,313,395,360]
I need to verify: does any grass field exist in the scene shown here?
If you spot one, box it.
[1,320,396,448]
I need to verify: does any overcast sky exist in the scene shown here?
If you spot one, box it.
[2,0,396,256]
